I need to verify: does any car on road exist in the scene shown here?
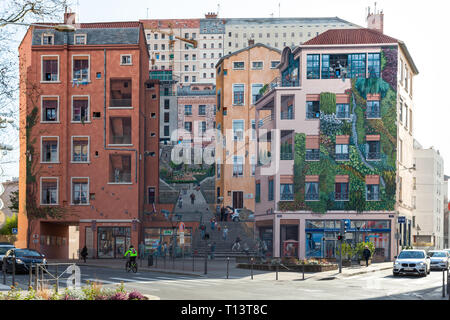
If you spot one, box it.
[393,249,430,277]
[427,250,449,271]
[0,242,15,269]
[2,248,47,274]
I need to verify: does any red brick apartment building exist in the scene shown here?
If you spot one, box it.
[17,13,162,259]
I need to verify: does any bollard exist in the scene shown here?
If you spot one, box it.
[204,251,207,275]
[302,264,305,280]
[276,263,278,280]
[12,256,15,287]
[29,263,32,289]
[226,257,230,279]
[35,264,38,290]
[155,255,158,268]
[192,254,195,272]
[164,256,166,269]
[251,257,254,280]
[2,259,6,285]
[173,256,175,269]
[443,270,446,298]
[55,265,59,293]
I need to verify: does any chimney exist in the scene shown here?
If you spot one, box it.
[205,12,217,19]
[248,39,255,46]
[64,9,76,25]
[366,7,384,33]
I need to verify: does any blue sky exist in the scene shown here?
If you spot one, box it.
[2,0,450,181]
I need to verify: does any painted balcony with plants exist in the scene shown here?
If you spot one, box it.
[278,47,398,214]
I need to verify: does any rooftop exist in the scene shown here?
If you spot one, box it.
[303,28,398,45]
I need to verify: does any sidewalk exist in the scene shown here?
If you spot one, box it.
[48,258,393,280]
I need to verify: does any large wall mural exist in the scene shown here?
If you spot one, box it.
[279,47,398,213]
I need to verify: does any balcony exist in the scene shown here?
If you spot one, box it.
[280,152,293,160]
[255,77,300,104]
[366,152,381,160]
[306,149,320,161]
[280,111,295,120]
[366,110,381,119]
[110,135,131,145]
[110,79,132,108]
[258,114,274,128]
[366,193,380,201]
[336,111,350,119]
[110,99,132,108]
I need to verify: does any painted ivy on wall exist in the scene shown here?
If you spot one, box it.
[278,47,398,213]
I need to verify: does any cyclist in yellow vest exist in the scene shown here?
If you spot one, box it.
[124,245,138,269]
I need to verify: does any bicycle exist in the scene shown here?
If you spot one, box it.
[125,259,138,273]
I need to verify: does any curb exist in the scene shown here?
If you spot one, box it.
[309,265,393,281]
[76,263,205,277]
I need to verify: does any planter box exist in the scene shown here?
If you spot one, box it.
[359,259,372,266]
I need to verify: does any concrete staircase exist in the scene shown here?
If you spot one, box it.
[192,221,258,259]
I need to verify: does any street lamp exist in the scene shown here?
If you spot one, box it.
[2,21,76,32]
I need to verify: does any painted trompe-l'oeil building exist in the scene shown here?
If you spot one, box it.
[254,23,418,261]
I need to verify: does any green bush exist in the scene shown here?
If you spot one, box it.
[0,214,17,235]
[319,92,336,115]
[355,241,375,260]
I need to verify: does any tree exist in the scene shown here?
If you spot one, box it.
[8,189,18,212]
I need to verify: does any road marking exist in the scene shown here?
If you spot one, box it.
[110,277,138,282]
[132,277,158,281]
[84,278,117,284]
[155,276,178,280]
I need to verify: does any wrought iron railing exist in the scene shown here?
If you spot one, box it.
[366,152,381,160]
[306,111,320,119]
[334,192,349,201]
[280,152,293,160]
[280,111,295,120]
[366,110,381,118]
[336,111,350,119]
[335,153,349,161]
[305,193,319,201]
[280,193,294,201]
[257,114,274,128]
[306,149,320,160]
[366,193,380,201]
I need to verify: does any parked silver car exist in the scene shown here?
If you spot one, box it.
[393,249,430,277]
[427,250,449,271]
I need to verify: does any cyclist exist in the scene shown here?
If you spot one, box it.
[124,245,138,269]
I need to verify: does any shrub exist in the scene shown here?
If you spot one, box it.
[128,291,147,300]
[109,292,128,300]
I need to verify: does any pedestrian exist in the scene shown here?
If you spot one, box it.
[214,220,218,231]
[139,241,145,259]
[163,242,168,257]
[178,196,183,208]
[223,207,229,222]
[217,224,221,232]
[363,245,371,267]
[210,242,216,260]
[210,218,215,231]
[232,237,241,252]
[190,193,196,205]
[223,226,228,241]
[200,223,206,240]
[80,245,88,263]
[157,242,162,256]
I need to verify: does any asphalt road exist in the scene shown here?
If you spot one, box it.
[2,265,448,300]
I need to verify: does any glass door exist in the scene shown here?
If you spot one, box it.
[115,236,126,258]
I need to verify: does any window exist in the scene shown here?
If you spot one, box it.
[72,56,89,81]
[366,100,380,118]
[109,117,132,145]
[335,182,349,201]
[42,33,54,45]
[366,184,380,201]
[210,73,214,78]
[161,44,165,50]
[184,121,192,133]
[41,97,59,122]
[203,73,206,78]
[72,178,89,205]
[219,43,222,49]
[321,54,349,79]
[184,54,189,61]
[72,96,89,122]
[184,33,189,38]
[271,61,280,69]
[305,182,319,200]
[193,65,196,71]
[233,156,244,177]
[184,76,189,82]
[306,101,320,119]
[148,187,156,204]
[164,99,170,109]
[184,65,189,71]
[335,144,349,161]
[41,56,59,82]
[217,90,221,111]
[161,55,165,61]
[164,112,169,123]
[368,53,380,78]
[268,179,274,201]
[233,84,244,105]
[203,43,207,49]
[192,54,196,60]
[184,105,192,115]
[306,54,320,79]
[163,125,169,137]
[211,63,214,68]
[250,155,256,176]
[74,34,86,45]
[109,154,132,183]
[232,120,244,141]
[41,137,59,163]
[336,104,350,119]
[256,182,261,203]
[72,137,89,162]
[154,34,158,39]
[398,139,403,163]
[198,121,206,135]
[306,149,320,161]
[250,84,264,104]
[405,65,409,91]
[217,160,221,178]
[366,141,380,160]
[233,61,245,70]
[41,178,58,205]
[120,55,132,65]
[154,44,158,50]
[251,120,256,140]
[280,184,294,200]
[348,54,366,78]
[198,105,206,116]
[252,61,263,70]
[404,104,409,129]
[399,100,403,123]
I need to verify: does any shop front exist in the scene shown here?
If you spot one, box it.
[305,219,392,262]
[144,227,193,256]
[97,227,131,258]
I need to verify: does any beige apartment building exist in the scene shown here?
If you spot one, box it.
[215,43,281,212]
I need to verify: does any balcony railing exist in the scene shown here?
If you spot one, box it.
[280,193,294,201]
[255,77,300,104]
[335,153,349,161]
[336,111,350,119]
[257,114,274,128]
[366,193,380,201]
[110,135,131,145]
[366,152,381,160]
[280,152,293,160]
[110,98,132,107]
[281,111,295,120]
[111,172,132,183]
[306,149,320,161]
[366,110,381,118]
[305,193,319,201]
[306,111,320,119]
[334,192,349,201]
